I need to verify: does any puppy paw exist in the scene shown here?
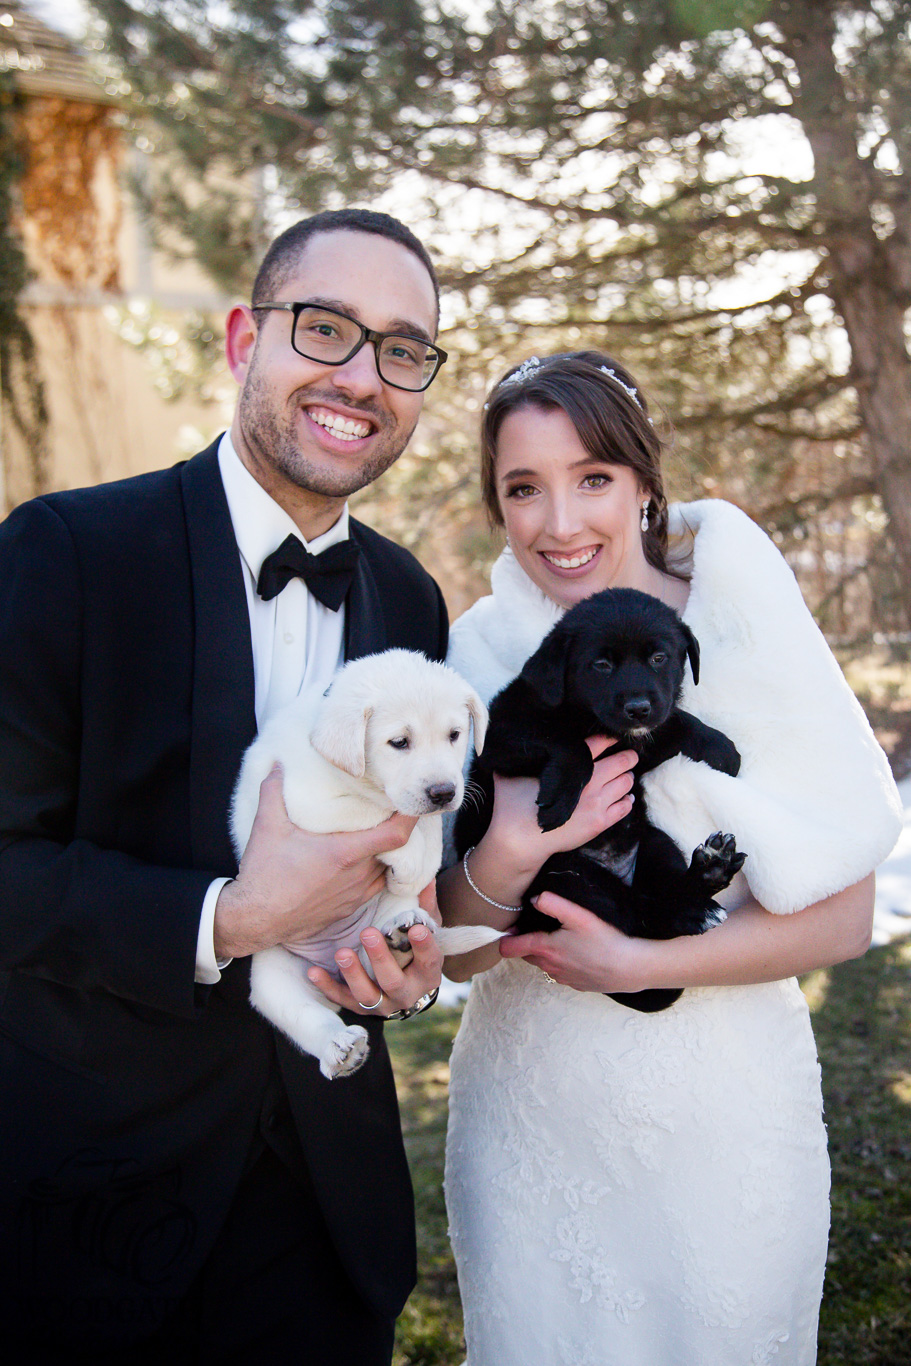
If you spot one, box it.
[689,831,747,891]
[535,787,581,832]
[380,908,437,960]
[536,755,590,831]
[319,1025,370,1081]
[704,734,741,777]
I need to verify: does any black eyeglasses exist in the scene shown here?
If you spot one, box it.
[252,301,448,392]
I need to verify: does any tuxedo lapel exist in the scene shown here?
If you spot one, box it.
[344,521,388,661]
[180,442,257,875]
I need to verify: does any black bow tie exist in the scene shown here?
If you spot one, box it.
[256,534,360,612]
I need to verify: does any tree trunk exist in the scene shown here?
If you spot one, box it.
[777,2,911,630]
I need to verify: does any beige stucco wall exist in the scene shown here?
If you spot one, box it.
[1,91,237,515]
[1,303,232,509]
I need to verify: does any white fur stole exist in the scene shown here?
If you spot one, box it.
[447,500,903,914]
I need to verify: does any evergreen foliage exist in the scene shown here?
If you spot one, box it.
[84,0,911,632]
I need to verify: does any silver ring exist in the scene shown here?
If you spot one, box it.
[541,971,557,985]
[356,990,384,1011]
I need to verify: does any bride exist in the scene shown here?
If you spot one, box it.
[437,351,901,1366]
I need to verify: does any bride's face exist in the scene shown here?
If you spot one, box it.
[494,404,651,610]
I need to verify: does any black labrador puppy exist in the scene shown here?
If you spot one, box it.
[454,587,746,1013]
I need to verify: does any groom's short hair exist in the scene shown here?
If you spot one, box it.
[251,209,440,322]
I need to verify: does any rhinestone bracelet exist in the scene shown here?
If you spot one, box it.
[462,847,522,912]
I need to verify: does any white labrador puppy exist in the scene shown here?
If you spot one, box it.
[231,649,501,1079]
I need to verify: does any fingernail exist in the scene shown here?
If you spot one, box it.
[411,927,429,942]
[361,930,381,947]
[336,950,354,967]
[307,969,320,983]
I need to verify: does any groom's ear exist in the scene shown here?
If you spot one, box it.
[225,304,259,385]
[520,628,569,708]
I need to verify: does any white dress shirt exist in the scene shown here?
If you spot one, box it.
[195,432,351,983]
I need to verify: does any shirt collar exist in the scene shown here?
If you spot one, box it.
[218,431,350,581]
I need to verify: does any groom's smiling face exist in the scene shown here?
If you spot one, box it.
[227,229,438,531]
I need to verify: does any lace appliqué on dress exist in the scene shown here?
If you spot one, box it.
[551,1211,647,1320]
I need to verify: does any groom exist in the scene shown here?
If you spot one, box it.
[0,210,449,1364]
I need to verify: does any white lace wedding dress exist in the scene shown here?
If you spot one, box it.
[444,501,902,1366]
[447,965,828,1365]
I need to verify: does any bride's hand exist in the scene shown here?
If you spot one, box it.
[488,737,637,870]
[439,740,638,985]
[500,890,658,994]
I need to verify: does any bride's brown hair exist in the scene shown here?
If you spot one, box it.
[480,351,679,579]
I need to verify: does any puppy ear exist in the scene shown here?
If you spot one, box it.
[682,624,700,686]
[520,630,569,708]
[464,686,489,755]
[310,702,372,777]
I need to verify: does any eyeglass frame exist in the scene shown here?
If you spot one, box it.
[251,300,448,392]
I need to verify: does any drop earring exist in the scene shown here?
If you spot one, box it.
[640,500,650,532]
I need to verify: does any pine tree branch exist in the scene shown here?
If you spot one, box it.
[675,373,855,428]
[759,476,876,527]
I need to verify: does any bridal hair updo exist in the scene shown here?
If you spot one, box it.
[480,350,678,579]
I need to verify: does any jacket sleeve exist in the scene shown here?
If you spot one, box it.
[430,576,449,661]
[0,499,211,1016]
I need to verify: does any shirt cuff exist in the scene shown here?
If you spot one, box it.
[196,877,234,984]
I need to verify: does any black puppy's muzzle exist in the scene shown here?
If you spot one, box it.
[599,692,676,737]
[622,696,653,724]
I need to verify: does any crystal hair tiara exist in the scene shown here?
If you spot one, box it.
[500,356,544,388]
[488,355,652,424]
[600,366,641,409]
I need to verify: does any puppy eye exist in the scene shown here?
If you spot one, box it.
[593,658,614,674]
[650,652,668,668]
[449,729,461,743]
[388,736,410,750]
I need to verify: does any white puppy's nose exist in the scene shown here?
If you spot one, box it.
[426,782,457,808]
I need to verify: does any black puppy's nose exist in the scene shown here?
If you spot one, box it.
[623,697,652,723]
[427,782,457,807]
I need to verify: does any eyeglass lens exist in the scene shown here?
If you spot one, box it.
[292,306,439,390]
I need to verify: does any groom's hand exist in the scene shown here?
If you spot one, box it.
[307,882,444,1017]
[214,766,418,960]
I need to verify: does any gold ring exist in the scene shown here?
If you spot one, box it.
[356,990,384,1011]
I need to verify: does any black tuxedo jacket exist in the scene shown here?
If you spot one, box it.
[0,441,448,1343]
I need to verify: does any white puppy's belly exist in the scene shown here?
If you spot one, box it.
[282,896,382,977]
